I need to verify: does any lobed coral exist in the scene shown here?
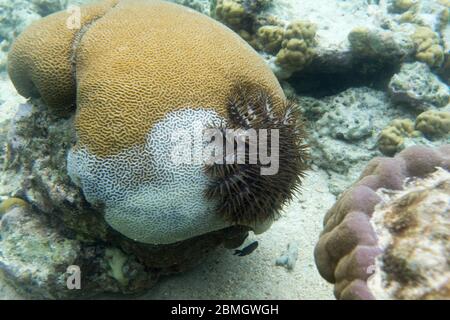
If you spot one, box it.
[314,145,450,299]
[377,119,421,156]
[8,0,119,113]
[415,110,450,138]
[275,21,317,72]
[212,0,277,50]
[412,26,445,68]
[0,0,92,72]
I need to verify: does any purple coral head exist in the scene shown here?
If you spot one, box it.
[314,145,450,300]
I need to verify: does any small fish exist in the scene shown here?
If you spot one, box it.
[233,241,259,257]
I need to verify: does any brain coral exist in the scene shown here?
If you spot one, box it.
[314,145,450,299]
[7,0,119,113]
[9,0,306,245]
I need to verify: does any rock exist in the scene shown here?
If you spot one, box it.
[0,0,92,71]
[0,205,158,299]
[388,62,450,109]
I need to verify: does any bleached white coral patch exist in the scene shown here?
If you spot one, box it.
[67,108,231,244]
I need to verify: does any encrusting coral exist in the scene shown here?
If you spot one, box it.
[8,0,307,245]
[415,110,450,138]
[314,145,450,300]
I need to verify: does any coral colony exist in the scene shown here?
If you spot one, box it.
[0,0,448,299]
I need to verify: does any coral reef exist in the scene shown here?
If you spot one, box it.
[215,0,247,28]
[174,0,450,84]
[213,0,274,44]
[314,145,450,299]
[300,82,448,197]
[388,62,450,109]
[0,205,159,299]
[8,0,302,245]
[368,168,450,299]
[238,0,450,81]
[1,0,449,300]
[1,0,308,297]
